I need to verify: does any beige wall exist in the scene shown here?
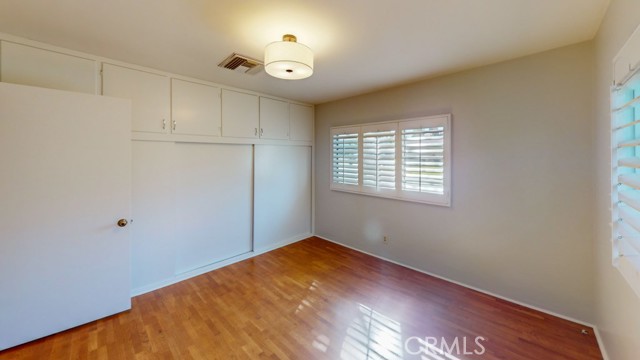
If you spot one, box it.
[315,42,595,322]
[594,0,640,359]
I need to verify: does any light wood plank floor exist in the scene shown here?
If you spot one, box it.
[0,237,602,359]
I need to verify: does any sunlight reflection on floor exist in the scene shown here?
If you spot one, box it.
[296,282,465,359]
[340,304,404,360]
[336,304,463,360]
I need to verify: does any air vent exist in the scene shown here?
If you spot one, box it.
[218,53,263,75]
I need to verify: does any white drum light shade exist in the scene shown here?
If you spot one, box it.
[264,34,313,80]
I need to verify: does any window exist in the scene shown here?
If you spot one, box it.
[331,127,359,189]
[611,25,640,298]
[330,115,451,206]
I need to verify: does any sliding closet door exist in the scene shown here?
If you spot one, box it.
[254,145,312,250]
[174,143,253,274]
[131,141,177,290]
[0,83,131,350]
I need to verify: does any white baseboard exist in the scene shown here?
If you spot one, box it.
[314,234,596,328]
[253,232,312,254]
[593,327,610,360]
[130,233,310,297]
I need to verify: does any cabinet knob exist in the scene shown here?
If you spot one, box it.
[172,120,176,131]
[254,128,258,136]
[117,219,128,227]
[162,119,166,130]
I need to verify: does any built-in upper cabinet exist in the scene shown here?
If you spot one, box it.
[0,38,313,143]
[102,63,170,134]
[221,89,259,138]
[259,97,290,140]
[0,41,96,94]
[290,103,314,142]
[171,79,221,136]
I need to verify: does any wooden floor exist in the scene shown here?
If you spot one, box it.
[1,237,602,360]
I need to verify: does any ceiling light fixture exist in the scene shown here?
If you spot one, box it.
[264,34,313,80]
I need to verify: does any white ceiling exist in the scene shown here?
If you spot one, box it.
[0,0,610,104]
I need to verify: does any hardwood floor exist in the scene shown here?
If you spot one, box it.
[0,237,602,360]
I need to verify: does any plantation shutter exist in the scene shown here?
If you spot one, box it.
[400,120,446,195]
[329,114,451,206]
[612,69,640,282]
[362,123,396,190]
[331,127,359,187]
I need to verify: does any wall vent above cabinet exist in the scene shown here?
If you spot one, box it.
[218,53,263,75]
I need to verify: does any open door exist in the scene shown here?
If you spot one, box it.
[0,82,132,350]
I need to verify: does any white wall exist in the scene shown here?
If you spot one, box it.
[315,42,595,322]
[594,0,640,358]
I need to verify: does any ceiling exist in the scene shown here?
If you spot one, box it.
[0,0,610,104]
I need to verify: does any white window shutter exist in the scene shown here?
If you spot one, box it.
[400,125,445,194]
[331,127,359,188]
[611,37,640,297]
[398,115,451,205]
[362,123,397,190]
[330,114,451,207]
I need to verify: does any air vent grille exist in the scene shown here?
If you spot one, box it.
[218,53,263,75]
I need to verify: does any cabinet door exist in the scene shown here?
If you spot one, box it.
[290,103,314,141]
[259,97,289,140]
[0,41,96,94]
[221,89,259,138]
[171,79,221,136]
[102,63,170,134]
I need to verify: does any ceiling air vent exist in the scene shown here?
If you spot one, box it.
[218,53,263,75]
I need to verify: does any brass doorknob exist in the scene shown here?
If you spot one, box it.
[117,219,128,227]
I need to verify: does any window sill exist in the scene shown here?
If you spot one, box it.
[330,185,451,207]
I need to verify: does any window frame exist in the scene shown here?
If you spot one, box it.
[330,114,451,207]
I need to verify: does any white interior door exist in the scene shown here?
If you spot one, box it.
[0,82,132,351]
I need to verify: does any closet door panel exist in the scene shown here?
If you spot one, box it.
[254,145,312,250]
[131,141,177,291]
[174,143,253,273]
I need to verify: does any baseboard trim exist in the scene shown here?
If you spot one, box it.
[130,233,310,297]
[314,234,596,328]
[593,327,610,360]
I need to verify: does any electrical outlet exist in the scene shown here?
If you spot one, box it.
[383,235,388,243]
